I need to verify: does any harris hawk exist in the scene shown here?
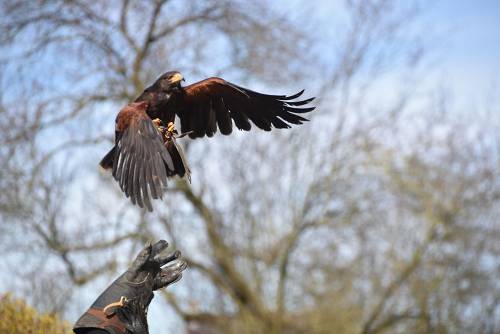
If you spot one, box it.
[100,71,315,211]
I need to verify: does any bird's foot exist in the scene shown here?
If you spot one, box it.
[167,122,175,133]
[153,118,168,137]
[164,122,177,139]
[153,118,170,140]
[152,118,162,128]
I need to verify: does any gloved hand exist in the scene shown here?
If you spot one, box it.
[74,240,187,334]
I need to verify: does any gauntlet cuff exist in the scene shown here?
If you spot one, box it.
[74,307,127,334]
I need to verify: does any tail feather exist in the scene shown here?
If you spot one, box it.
[100,146,116,170]
[166,138,191,182]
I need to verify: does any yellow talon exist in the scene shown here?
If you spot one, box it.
[167,122,175,133]
[152,118,162,127]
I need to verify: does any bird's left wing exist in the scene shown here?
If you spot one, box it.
[113,102,175,211]
[177,77,315,138]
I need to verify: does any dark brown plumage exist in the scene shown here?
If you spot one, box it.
[100,101,182,211]
[100,71,315,211]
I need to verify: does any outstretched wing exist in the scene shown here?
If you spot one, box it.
[177,77,315,138]
[112,102,175,211]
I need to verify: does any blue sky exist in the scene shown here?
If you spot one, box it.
[428,1,500,99]
[313,0,500,104]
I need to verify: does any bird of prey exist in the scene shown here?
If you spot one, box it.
[100,71,315,211]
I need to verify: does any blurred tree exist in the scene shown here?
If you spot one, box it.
[0,0,498,333]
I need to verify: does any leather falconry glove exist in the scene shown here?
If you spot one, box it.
[73,240,187,334]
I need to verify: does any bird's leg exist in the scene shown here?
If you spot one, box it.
[152,118,162,129]
[153,118,169,140]
[167,122,175,133]
[156,120,182,143]
[163,122,178,140]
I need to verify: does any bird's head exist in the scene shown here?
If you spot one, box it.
[156,71,185,92]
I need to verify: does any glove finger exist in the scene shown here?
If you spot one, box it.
[151,240,169,257]
[163,259,188,272]
[153,272,183,290]
[153,260,187,290]
[156,250,181,267]
[129,241,153,273]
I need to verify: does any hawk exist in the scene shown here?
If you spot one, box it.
[100,71,315,211]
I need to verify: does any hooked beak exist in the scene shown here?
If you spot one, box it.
[169,73,184,84]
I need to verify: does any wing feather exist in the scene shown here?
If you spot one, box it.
[177,78,315,138]
[213,97,232,135]
[206,100,217,137]
[140,163,151,210]
[146,156,159,200]
[112,103,173,211]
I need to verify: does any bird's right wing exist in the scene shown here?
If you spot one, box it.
[112,102,175,211]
